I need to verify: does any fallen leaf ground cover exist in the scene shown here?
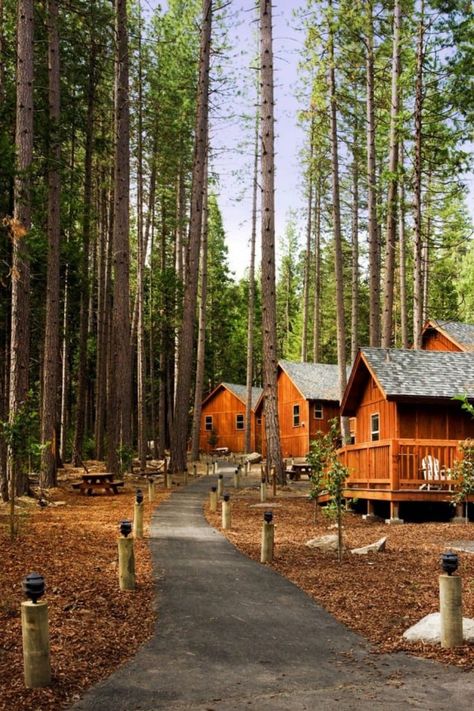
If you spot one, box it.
[205,483,474,669]
[0,463,170,711]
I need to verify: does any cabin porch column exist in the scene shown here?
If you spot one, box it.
[362,499,377,521]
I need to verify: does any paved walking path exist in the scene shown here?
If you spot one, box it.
[73,464,474,710]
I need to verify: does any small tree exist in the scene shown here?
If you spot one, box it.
[307,417,340,521]
[325,458,349,563]
[452,439,474,523]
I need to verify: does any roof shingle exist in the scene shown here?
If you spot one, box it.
[279,360,348,402]
[430,320,474,351]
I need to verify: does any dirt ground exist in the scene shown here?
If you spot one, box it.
[205,482,474,669]
[0,462,171,711]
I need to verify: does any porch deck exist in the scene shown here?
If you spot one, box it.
[337,438,467,503]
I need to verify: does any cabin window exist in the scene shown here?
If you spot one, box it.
[314,401,324,420]
[293,404,300,427]
[256,417,262,425]
[205,415,213,431]
[349,417,356,445]
[371,413,380,442]
[236,414,244,430]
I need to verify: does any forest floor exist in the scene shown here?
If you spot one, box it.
[204,482,474,669]
[0,460,171,711]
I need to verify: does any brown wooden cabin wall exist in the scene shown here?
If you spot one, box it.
[200,388,253,453]
[353,374,397,444]
[398,402,474,440]
[421,329,461,352]
[308,401,340,441]
[277,370,309,457]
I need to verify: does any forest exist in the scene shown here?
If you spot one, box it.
[0,0,473,495]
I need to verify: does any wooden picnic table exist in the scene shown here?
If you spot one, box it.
[210,447,231,457]
[286,462,313,481]
[73,472,124,496]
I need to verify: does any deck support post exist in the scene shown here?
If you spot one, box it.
[451,503,466,524]
[385,501,404,525]
[362,500,377,521]
[439,574,463,648]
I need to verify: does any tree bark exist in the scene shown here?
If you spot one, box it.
[245,92,259,454]
[312,184,321,363]
[8,0,34,497]
[108,0,132,473]
[301,117,314,363]
[170,0,212,474]
[350,123,359,364]
[260,0,284,482]
[366,0,380,347]
[398,139,408,347]
[136,16,146,472]
[40,0,61,488]
[381,0,401,348]
[413,0,425,349]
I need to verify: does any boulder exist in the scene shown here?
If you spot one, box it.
[306,534,339,552]
[403,612,474,644]
[351,536,387,555]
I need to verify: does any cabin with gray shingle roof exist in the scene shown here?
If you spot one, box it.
[254,360,346,458]
[199,383,262,454]
[338,348,474,520]
[421,319,474,352]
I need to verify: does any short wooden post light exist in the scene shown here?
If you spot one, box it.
[260,476,267,503]
[209,486,218,512]
[440,551,463,648]
[118,520,135,591]
[193,463,197,478]
[21,572,51,688]
[183,468,188,485]
[206,462,210,476]
[261,511,274,563]
[134,489,144,539]
[234,467,240,490]
[148,477,156,502]
[217,473,224,497]
[222,494,231,530]
[213,460,218,475]
[245,461,250,476]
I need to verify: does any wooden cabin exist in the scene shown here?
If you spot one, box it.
[255,360,345,458]
[199,383,262,454]
[421,319,474,352]
[338,348,474,519]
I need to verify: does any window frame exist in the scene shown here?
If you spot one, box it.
[314,401,324,420]
[293,404,300,428]
[205,415,213,432]
[236,414,245,431]
[370,413,380,442]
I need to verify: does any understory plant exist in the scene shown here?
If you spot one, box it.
[452,438,474,522]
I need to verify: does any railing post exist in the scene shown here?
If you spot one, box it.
[391,439,400,490]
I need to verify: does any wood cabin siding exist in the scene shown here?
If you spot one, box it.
[199,388,254,453]
[308,401,339,440]
[277,370,309,457]
[352,375,397,444]
[398,402,474,440]
[421,329,462,352]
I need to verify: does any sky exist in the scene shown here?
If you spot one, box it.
[208,0,307,280]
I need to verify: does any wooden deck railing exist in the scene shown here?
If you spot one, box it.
[338,438,462,491]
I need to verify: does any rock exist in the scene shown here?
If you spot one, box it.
[306,534,340,552]
[403,612,474,644]
[351,536,387,555]
[246,452,262,464]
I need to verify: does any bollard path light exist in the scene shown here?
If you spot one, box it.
[264,511,273,524]
[211,486,217,492]
[223,493,230,502]
[136,488,144,504]
[218,473,223,479]
[441,551,459,576]
[22,573,45,604]
[120,520,132,538]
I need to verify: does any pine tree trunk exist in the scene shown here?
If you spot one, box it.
[8,0,34,497]
[413,0,425,349]
[366,0,380,347]
[170,0,212,474]
[260,0,284,482]
[108,0,131,473]
[381,0,401,348]
[245,94,259,454]
[40,0,61,488]
[190,158,209,461]
[328,2,348,435]
[312,185,321,363]
[350,124,359,364]
[398,140,408,348]
[301,118,314,363]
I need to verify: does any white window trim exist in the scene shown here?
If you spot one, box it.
[370,413,380,442]
[314,402,324,420]
[293,404,300,428]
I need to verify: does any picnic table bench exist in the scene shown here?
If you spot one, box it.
[286,462,313,481]
[72,472,124,496]
[210,447,231,457]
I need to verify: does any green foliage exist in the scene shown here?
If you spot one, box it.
[117,444,134,475]
[0,394,44,473]
[452,439,474,521]
[307,417,340,504]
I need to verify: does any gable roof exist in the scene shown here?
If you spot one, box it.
[278,360,348,403]
[423,319,474,352]
[342,348,474,414]
[202,382,262,410]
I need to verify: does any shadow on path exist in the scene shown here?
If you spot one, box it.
[73,464,474,710]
